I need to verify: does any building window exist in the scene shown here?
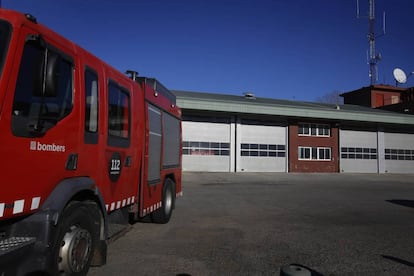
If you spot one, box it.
[391,95,400,104]
[298,146,331,161]
[385,148,414,161]
[241,143,285,158]
[298,123,330,137]
[183,141,230,156]
[341,147,377,160]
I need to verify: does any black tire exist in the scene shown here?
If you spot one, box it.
[152,178,175,224]
[53,201,101,276]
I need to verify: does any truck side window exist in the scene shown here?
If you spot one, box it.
[107,82,130,147]
[84,68,99,144]
[0,21,11,76]
[11,41,73,137]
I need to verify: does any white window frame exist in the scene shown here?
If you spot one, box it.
[298,123,330,137]
[298,146,331,161]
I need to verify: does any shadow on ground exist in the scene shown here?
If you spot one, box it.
[382,255,414,268]
[386,199,414,209]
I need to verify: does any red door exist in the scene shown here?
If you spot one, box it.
[375,93,384,107]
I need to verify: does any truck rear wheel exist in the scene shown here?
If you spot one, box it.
[152,178,175,224]
[54,201,100,276]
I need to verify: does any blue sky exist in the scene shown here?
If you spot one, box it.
[3,0,414,102]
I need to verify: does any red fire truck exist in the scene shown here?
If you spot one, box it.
[0,8,182,275]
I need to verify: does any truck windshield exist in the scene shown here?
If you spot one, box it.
[0,20,11,76]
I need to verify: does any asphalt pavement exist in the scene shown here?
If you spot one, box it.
[89,172,414,276]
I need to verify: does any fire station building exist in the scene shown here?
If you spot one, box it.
[173,90,414,173]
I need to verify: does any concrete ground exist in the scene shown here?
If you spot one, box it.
[89,172,414,276]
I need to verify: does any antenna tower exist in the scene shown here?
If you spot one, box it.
[357,0,385,85]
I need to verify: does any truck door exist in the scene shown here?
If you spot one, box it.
[102,80,136,212]
[1,26,79,219]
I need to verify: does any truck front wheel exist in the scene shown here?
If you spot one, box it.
[54,201,100,275]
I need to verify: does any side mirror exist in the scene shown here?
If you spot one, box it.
[33,49,59,98]
[44,51,59,97]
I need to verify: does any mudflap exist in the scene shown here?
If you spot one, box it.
[0,210,58,275]
[0,237,36,275]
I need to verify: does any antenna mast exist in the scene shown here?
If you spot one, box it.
[357,0,385,85]
[368,0,378,85]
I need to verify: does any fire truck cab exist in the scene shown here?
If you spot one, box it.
[0,9,182,275]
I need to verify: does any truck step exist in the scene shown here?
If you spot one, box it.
[0,237,36,257]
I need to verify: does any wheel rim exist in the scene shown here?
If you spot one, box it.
[59,225,92,273]
[164,188,173,215]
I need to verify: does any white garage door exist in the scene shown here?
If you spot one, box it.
[383,133,414,173]
[237,121,287,172]
[339,130,378,173]
[182,119,231,172]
